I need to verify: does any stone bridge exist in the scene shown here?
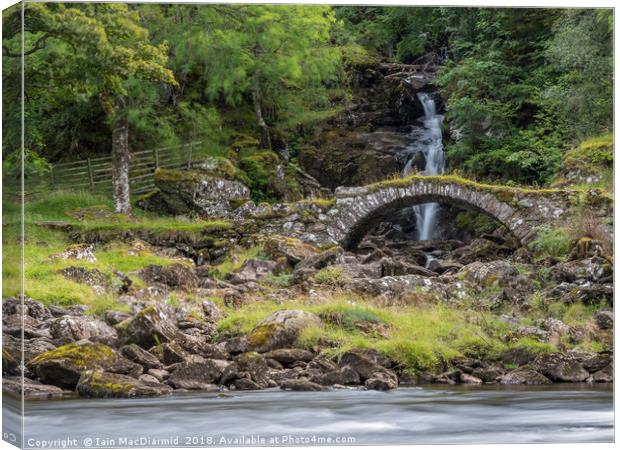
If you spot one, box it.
[265,175,582,249]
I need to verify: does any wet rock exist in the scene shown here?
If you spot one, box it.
[3,376,64,399]
[167,360,224,390]
[120,344,163,370]
[77,370,172,398]
[229,259,277,284]
[339,349,395,381]
[235,352,271,388]
[471,365,503,383]
[365,372,398,390]
[593,311,613,330]
[313,366,360,386]
[530,352,590,382]
[140,264,199,291]
[280,379,326,391]
[246,310,322,353]
[498,368,552,385]
[232,378,263,390]
[589,364,613,382]
[263,349,315,365]
[117,305,179,349]
[582,352,612,373]
[50,315,118,346]
[28,340,142,389]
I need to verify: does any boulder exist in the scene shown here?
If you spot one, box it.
[458,260,519,289]
[246,310,322,353]
[160,342,189,365]
[263,235,319,265]
[589,364,613,383]
[147,369,170,382]
[313,367,360,386]
[50,244,96,263]
[339,349,395,382]
[235,352,271,388]
[3,335,56,369]
[582,352,612,373]
[104,311,131,326]
[3,376,64,399]
[28,341,142,389]
[593,311,613,330]
[531,352,590,382]
[451,239,512,265]
[3,314,49,339]
[553,257,612,284]
[3,296,52,321]
[498,368,552,385]
[500,347,538,366]
[295,247,344,271]
[459,373,483,384]
[471,366,503,383]
[117,305,179,349]
[201,300,224,321]
[380,258,437,277]
[229,259,277,284]
[365,372,398,390]
[140,264,199,291]
[60,266,107,289]
[280,379,326,392]
[263,349,315,365]
[77,370,172,398]
[120,344,164,370]
[167,360,224,390]
[50,315,118,346]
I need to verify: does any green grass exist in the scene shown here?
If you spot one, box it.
[207,246,266,280]
[313,267,349,287]
[528,226,572,259]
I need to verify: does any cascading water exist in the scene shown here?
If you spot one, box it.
[402,92,445,241]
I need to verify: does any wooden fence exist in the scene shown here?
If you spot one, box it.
[4,141,202,198]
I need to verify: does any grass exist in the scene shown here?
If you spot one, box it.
[207,246,266,280]
[527,226,572,259]
[215,294,556,375]
[2,190,210,312]
[313,267,349,287]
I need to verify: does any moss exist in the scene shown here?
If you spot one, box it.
[563,133,613,170]
[246,323,279,347]
[31,342,116,369]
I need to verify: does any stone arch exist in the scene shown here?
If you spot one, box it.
[322,179,554,249]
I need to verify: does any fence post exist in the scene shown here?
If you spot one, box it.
[187,142,193,169]
[87,158,95,190]
[153,147,160,169]
[50,166,56,190]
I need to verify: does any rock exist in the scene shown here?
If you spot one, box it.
[499,368,552,385]
[147,369,169,382]
[201,300,223,321]
[459,260,519,289]
[117,305,179,349]
[514,326,549,342]
[471,366,503,383]
[459,373,483,384]
[263,349,315,365]
[139,374,161,384]
[223,337,248,355]
[531,352,590,382]
[589,364,613,382]
[50,315,118,346]
[263,235,319,265]
[280,379,326,391]
[3,376,64,399]
[104,311,131,326]
[334,262,383,279]
[59,266,107,288]
[3,296,52,320]
[380,258,437,277]
[50,244,96,263]
[3,314,49,339]
[295,247,344,271]
[246,310,322,352]
[140,264,199,291]
[365,372,398,390]
[235,352,271,388]
[77,370,172,398]
[553,257,612,284]
[233,378,263,391]
[582,352,612,373]
[593,311,613,330]
[28,341,142,389]
[167,360,224,390]
[3,335,56,367]
[500,347,538,366]
[427,259,463,275]
[145,167,251,217]
[451,239,512,265]
[229,259,277,284]
[120,344,164,370]
[339,349,394,381]
[313,367,360,386]
[160,342,189,365]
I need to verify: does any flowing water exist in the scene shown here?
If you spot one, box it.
[402,92,446,242]
[4,385,612,447]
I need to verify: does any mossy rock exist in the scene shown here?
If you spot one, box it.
[77,370,172,398]
[116,305,179,349]
[246,310,322,353]
[28,341,141,389]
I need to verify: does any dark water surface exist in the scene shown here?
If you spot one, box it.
[4,385,613,447]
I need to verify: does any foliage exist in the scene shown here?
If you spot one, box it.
[528,226,572,258]
[313,267,350,287]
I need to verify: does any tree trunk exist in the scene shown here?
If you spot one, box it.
[252,79,272,150]
[111,105,131,215]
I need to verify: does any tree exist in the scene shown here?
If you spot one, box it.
[3,3,176,213]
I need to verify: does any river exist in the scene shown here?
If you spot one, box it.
[4,385,613,447]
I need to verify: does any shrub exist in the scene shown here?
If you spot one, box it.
[528,226,571,258]
[313,267,349,287]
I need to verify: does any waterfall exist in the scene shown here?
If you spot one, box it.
[402,92,445,241]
